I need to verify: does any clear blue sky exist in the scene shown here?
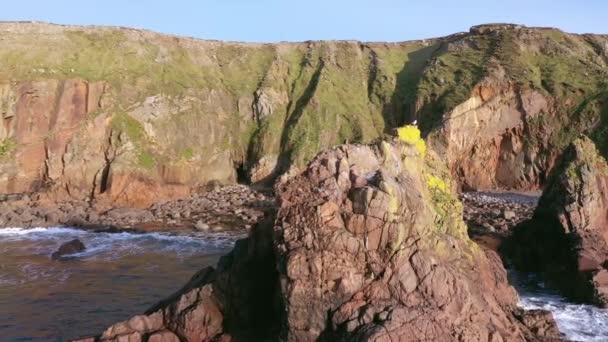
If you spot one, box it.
[2,0,607,42]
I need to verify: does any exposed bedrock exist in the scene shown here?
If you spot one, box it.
[505,136,608,307]
[86,139,560,341]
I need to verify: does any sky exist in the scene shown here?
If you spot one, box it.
[1,0,607,42]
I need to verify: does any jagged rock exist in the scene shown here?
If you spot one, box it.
[514,309,562,341]
[51,239,86,260]
[506,136,608,306]
[88,139,559,341]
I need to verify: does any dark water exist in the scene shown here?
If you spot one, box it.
[0,227,241,341]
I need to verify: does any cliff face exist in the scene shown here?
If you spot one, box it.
[1,22,607,205]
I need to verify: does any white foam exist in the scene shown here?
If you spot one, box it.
[0,227,242,261]
[512,270,608,341]
[0,227,74,235]
[520,295,608,341]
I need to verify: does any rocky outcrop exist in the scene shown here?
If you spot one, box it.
[1,22,607,207]
[88,138,560,341]
[506,136,608,306]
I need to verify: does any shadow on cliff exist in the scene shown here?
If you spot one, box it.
[248,59,325,187]
[380,42,443,132]
[144,211,284,340]
[590,92,608,158]
[412,36,496,137]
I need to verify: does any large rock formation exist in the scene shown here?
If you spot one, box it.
[1,22,607,208]
[506,136,608,306]
[88,137,560,341]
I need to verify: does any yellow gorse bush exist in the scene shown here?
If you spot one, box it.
[397,125,426,156]
[426,174,447,192]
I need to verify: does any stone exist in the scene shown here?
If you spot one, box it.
[514,309,562,341]
[483,222,496,232]
[194,220,209,231]
[503,210,516,220]
[147,330,180,342]
[51,239,86,260]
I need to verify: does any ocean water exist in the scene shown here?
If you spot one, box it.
[2,226,607,341]
[0,227,242,341]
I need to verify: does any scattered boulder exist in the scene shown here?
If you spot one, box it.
[460,191,537,237]
[51,239,86,260]
[504,210,517,220]
[194,220,209,231]
[0,185,273,233]
[506,136,608,306]
[88,138,559,341]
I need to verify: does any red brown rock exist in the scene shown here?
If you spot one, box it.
[507,136,608,306]
[273,140,558,341]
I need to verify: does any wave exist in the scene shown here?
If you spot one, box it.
[0,227,243,261]
[512,270,608,341]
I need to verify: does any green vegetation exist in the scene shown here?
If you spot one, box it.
[137,151,156,169]
[415,36,492,132]
[111,112,146,142]
[180,148,194,160]
[110,112,158,169]
[0,138,16,159]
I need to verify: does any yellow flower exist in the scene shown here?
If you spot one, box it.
[397,125,426,155]
[426,174,447,192]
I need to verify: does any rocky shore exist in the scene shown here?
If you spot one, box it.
[461,191,538,234]
[460,191,539,253]
[0,184,274,233]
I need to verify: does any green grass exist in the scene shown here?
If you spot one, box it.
[0,138,16,159]
[137,151,156,169]
[111,112,146,142]
[180,148,194,160]
[415,37,491,132]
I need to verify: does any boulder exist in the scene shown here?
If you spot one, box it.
[194,220,210,231]
[51,239,86,260]
[504,210,517,220]
[88,138,559,341]
[514,309,562,341]
[506,136,608,306]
